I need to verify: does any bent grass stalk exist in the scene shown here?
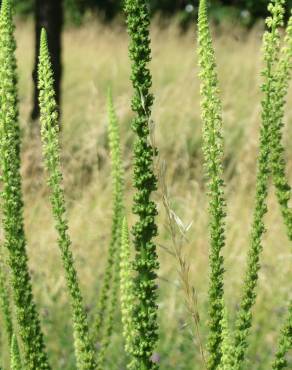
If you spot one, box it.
[124,0,160,368]
[0,1,50,368]
[197,0,227,368]
[160,164,207,369]
[38,29,96,370]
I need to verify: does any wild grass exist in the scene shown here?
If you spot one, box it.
[0,5,291,370]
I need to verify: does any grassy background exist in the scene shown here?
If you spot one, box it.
[0,18,291,369]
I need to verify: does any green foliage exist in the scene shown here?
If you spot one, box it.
[120,218,135,369]
[124,0,160,368]
[96,90,124,369]
[38,28,96,370]
[0,1,50,369]
[197,0,226,368]
[10,335,21,370]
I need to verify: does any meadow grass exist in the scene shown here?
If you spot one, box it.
[0,15,291,370]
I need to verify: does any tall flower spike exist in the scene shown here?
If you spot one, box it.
[124,0,159,368]
[96,90,124,368]
[38,29,96,370]
[269,11,292,238]
[10,335,22,370]
[0,2,50,369]
[233,1,285,368]
[197,0,226,368]
[269,12,292,369]
[120,218,136,369]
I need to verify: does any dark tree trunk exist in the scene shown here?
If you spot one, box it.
[31,0,63,120]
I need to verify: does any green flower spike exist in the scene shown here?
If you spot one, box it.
[38,28,96,370]
[124,0,160,368]
[0,1,50,368]
[96,90,124,368]
[197,1,227,368]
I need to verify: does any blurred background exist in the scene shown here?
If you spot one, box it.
[0,1,291,369]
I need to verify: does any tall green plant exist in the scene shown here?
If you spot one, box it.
[124,0,159,368]
[96,91,124,368]
[197,0,227,368]
[268,11,292,369]
[0,1,50,369]
[38,29,96,370]
[232,1,286,367]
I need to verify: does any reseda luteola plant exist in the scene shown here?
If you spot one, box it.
[232,1,286,367]
[197,0,227,368]
[124,0,160,369]
[96,90,124,369]
[198,0,292,369]
[0,1,50,369]
[0,0,291,368]
[38,29,96,370]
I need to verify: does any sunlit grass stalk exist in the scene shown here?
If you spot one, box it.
[120,218,136,369]
[0,2,50,368]
[96,91,124,368]
[10,335,21,370]
[233,1,285,367]
[197,1,227,368]
[160,166,207,369]
[124,0,159,368]
[38,28,96,370]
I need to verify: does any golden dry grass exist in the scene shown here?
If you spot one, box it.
[0,18,290,369]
